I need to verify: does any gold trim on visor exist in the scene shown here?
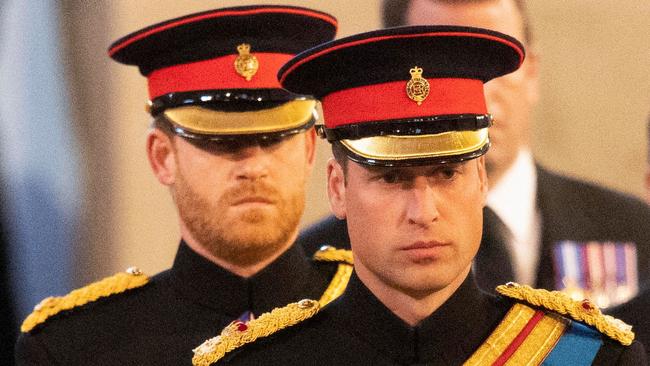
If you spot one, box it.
[163,99,316,136]
[340,128,489,161]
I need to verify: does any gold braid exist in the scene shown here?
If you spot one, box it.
[496,282,635,346]
[192,299,320,366]
[312,246,353,265]
[312,246,353,306]
[21,267,149,333]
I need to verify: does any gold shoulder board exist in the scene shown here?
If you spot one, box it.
[496,282,635,346]
[21,267,149,333]
[313,246,353,306]
[192,299,320,366]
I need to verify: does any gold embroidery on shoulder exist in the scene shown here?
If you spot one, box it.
[192,299,320,366]
[496,282,635,345]
[313,246,353,306]
[21,267,149,333]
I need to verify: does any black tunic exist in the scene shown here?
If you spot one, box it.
[608,288,650,362]
[15,241,338,365]
[219,273,647,365]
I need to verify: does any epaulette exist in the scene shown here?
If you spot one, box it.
[192,299,320,366]
[21,267,149,333]
[496,282,635,345]
[312,245,353,306]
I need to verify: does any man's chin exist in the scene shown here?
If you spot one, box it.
[227,208,277,225]
[224,219,289,245]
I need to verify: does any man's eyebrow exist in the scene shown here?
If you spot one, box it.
[442,162,464,169]
[363,165,397,174]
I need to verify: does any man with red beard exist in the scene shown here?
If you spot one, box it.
[15,6,351,366]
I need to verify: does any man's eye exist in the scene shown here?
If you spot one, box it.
[258,136,284,148]
[187,135,286,154]
[381,172,399,184]
[438,168,458,180]
[381,171,411,184]
[195,140,243,153]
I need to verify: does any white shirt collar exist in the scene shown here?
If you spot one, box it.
[486,149,537,242]
[486,149,541,285]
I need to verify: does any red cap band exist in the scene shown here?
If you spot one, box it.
[321,78,487,128]
[147,53,293,99]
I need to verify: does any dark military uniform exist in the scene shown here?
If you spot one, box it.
[212,273,647,365]
[16,5,345,365]
[197,24,648,366]
[15,242,345,365]
[609,289,650,362]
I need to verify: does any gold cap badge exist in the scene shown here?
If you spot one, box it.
[406,66,430,105]
[234,43,259,81]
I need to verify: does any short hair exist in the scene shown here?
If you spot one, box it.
[331,141,349,173]
[382,0,533,45]
[150,113,176,138]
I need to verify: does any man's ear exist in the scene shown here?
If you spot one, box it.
[304,127,317,174]
[146,129,177,186]
[327,158,347,219]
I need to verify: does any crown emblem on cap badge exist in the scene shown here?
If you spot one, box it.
[406,66,430,105]
[234,43,259,81]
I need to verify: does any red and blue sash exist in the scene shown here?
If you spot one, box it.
[465,303,602,365]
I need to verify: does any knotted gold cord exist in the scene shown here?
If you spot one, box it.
[313,246,353,306]
[496,282,635,345]
[312,245,353,265]
[192,299,320,366]
[21,267,149,333]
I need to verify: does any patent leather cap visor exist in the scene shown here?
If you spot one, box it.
[340,128,489,166]
[163,99,316,136]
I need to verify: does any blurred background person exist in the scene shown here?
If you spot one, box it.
[300,0,650,310]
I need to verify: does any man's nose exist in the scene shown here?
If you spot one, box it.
[406,177,440,226]
[234,145,270,180]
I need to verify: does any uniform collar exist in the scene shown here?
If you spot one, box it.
[330,272,509,364]
[169,240,330,318]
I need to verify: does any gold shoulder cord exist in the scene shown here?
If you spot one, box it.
[496,282,635,346]
[312,246,353,306]
[191,247,352,366]
[192,299,320,366]
[21,267,149,333]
